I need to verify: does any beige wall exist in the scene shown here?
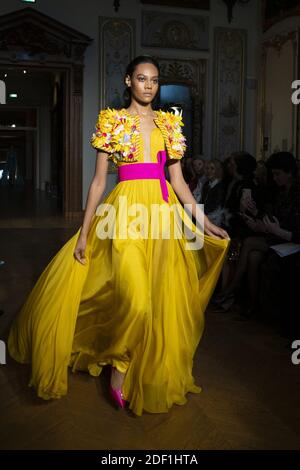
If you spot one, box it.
[258,16,300,160]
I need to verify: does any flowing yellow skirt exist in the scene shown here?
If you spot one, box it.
[8,178,229,415]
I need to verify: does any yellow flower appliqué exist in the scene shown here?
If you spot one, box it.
[154,110,186,159]
[91,108,139,163]
[91,108,186,163]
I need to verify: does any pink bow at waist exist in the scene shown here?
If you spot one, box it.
[118,150,169,203]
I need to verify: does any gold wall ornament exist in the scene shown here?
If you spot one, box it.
[213,27,246,161]
[141,10,209,51]
[98,16,136,173]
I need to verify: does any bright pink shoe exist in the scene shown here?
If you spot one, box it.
[109,367,126,409]
[109,384,126,409]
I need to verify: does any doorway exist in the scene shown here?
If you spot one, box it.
[0,7,92,217]
[0,67,65,218]
[159,84,193,154]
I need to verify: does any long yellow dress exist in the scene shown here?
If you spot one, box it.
[8,114,229,416]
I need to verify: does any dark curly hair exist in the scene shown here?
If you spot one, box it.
[231,151,257,179]
[266,151,297,176]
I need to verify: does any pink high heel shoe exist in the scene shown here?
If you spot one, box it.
[109,385,126,409]
[109,367,126,409]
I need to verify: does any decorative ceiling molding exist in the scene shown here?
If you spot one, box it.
[262,31,297,56]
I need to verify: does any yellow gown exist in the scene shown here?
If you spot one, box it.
[8,123,229,416]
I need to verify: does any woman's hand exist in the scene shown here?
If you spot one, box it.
[262,215,285,237]
[240,197,258,216]
[262,215,292,241]
[205,220,230,240]
[73,234,87,265]
[242,213,266,233]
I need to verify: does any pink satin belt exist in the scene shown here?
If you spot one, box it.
[118,150,169,203]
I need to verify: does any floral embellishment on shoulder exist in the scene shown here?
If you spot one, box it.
[154,110,186,160]
[91,108,140,164]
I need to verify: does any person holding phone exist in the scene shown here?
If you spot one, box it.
[223,152,257,237]
[215,151,300,317]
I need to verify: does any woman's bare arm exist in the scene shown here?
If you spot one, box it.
[168,160,229,239]
[79,151,109,238]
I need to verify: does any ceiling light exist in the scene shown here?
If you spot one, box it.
[9,93,18,98]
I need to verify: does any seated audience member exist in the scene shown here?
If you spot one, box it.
[214,152,300,317]
[201,159,225,226]
[223,151,257,238]
[192,155,207,203]
[183,157,196,187]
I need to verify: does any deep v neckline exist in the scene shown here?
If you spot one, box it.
[123,109,159,163]
[141,127,160,163]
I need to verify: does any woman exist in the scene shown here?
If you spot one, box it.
[201,159,225,226]
[191,155,207,203]
[215,151,300,317]
[223,151,257,237]
[8,56,229,416]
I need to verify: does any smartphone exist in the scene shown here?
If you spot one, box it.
[242,188,252,200]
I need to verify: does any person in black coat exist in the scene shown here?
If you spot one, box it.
[201,159,225,226]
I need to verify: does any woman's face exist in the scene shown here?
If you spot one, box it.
[272,169,292,187]
[203,161,210,178]
[207,163,217,181]
[125,63,159,105]
[192,159,204,175]
[227,157,237,177]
